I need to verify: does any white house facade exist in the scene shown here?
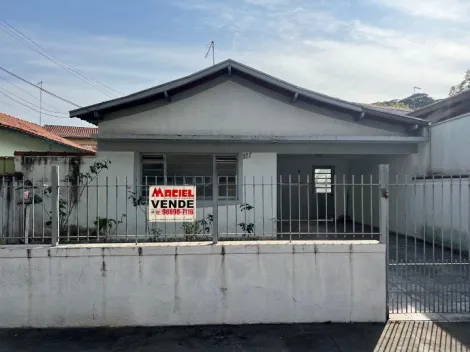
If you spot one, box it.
[57,60,432,241]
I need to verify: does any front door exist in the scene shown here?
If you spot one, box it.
[311,167,335,221]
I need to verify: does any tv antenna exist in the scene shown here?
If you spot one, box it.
[205,40,215,66]
[414,86,421,95]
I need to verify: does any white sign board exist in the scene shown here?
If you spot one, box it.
[148,186,196,222]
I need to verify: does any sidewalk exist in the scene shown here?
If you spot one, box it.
[1,320,470,351]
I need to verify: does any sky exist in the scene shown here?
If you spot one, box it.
[1,0,469,127]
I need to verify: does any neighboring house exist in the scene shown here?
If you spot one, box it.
[0,113,95,240]
[0,113,94,156]
[44,125,98,150]
[409,89,470,123]
[0,113,94,174]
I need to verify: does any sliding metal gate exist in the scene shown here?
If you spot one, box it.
[387,174,470,314]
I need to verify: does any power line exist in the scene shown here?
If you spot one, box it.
[0,19,120,98]
[0,97,17,110]
[0,89,71,119]
[0,74,64,112]
[0,19,119,97]
[0,65,82,108]
[0,86,68,115]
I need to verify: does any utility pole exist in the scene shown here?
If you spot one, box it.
[205,41,215,66]
[37,81,43,125]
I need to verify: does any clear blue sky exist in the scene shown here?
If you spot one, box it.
[1,0,469,126]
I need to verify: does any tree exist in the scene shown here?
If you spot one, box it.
[372,99,410,109]
[400,93,437,110]
[372,93,438,110]
[449,69,470,97]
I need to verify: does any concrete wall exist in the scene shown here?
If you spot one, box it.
[0,241,387,327]
[99,78,408,138]
[430,113,470,175]
[407,178,469,252]
[0,129,73,156]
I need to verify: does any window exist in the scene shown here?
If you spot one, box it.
[140,154,238,200]
[141,155,165,185]
[216,156,238,200]
[314,168,332,194]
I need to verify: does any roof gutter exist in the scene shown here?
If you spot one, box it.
[96,133,428,143]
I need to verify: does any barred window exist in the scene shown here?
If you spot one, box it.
[141,155,164,186]
[140,154,238,200]
[314,168,332,194]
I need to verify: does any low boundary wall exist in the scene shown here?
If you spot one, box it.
[0,241,386,327]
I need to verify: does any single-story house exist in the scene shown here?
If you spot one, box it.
[44,125,98,150]
[0,113,94,157]
[0,113,94,242]
[64,59,434,239]
[0,112,93,175]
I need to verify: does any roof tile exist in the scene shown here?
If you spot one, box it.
[0,113,94,152]
[43,125,98,138]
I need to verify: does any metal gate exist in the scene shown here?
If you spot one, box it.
[387,172,470,314]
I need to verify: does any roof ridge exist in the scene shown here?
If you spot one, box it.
[70,59,428,126]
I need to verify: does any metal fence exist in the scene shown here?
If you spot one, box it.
[1,166,386,244]
[388,174,470,314]
[3,165,470,314]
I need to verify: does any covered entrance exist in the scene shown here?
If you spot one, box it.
[276,154,381,239]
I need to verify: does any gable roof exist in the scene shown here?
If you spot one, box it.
[70,59,428,127]
[0,113,95,153]
[43,125,98,138]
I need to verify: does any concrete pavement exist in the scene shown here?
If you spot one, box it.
[1,321,470,351]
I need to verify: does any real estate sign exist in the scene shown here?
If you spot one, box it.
[148,186,196,222]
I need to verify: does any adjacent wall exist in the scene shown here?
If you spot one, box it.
[0,129,73,156]
[0,241,387,327]
[430,113,470,175]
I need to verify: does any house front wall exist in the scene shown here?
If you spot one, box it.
[98,77,410,138]
[17,151,279,239]
[0,129,73,156]
[16,146,430,241]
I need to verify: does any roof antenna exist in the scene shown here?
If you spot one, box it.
[414,86,421,95]
[205,40,215,66]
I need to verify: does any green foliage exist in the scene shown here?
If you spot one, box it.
[238,203,255,235]
[37,160,112,233]
[93,214,126,239]
[181,214,213,235]
[373,100,410,109]
[372,93,438,110]
[449,69,470,97]
[401,93,438,110]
